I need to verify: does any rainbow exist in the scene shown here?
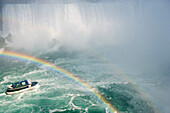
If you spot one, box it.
[0,51,117,113]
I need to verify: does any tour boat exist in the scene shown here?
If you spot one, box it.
[6,80,38,95]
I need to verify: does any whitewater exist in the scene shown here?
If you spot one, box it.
[0,0,170,113]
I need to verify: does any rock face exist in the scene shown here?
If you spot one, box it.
[0,37,5,53]
[0,33,12,49]
[5,33,12,43]
[0,37,6,48]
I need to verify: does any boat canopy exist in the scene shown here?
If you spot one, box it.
[12,80,30,88]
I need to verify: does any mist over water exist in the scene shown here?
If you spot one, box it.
[1,0,170,112]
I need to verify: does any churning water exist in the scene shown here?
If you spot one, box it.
[0,0,170,113]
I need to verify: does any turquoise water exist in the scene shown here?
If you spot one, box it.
[1,0,170,112]
[0,49,156,113]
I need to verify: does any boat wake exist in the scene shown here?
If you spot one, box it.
[0,93,5,96]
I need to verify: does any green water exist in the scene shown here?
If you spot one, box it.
[0,49,156,113]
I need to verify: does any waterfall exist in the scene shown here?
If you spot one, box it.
[1,0,170,112]
[1,1,142,50]
[1,0,170,63]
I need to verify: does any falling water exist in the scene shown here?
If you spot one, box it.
[0,0,170,113]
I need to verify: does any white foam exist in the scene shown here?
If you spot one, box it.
[0,76,9,84]
[0,93,5,96]
[49,108,67,113]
